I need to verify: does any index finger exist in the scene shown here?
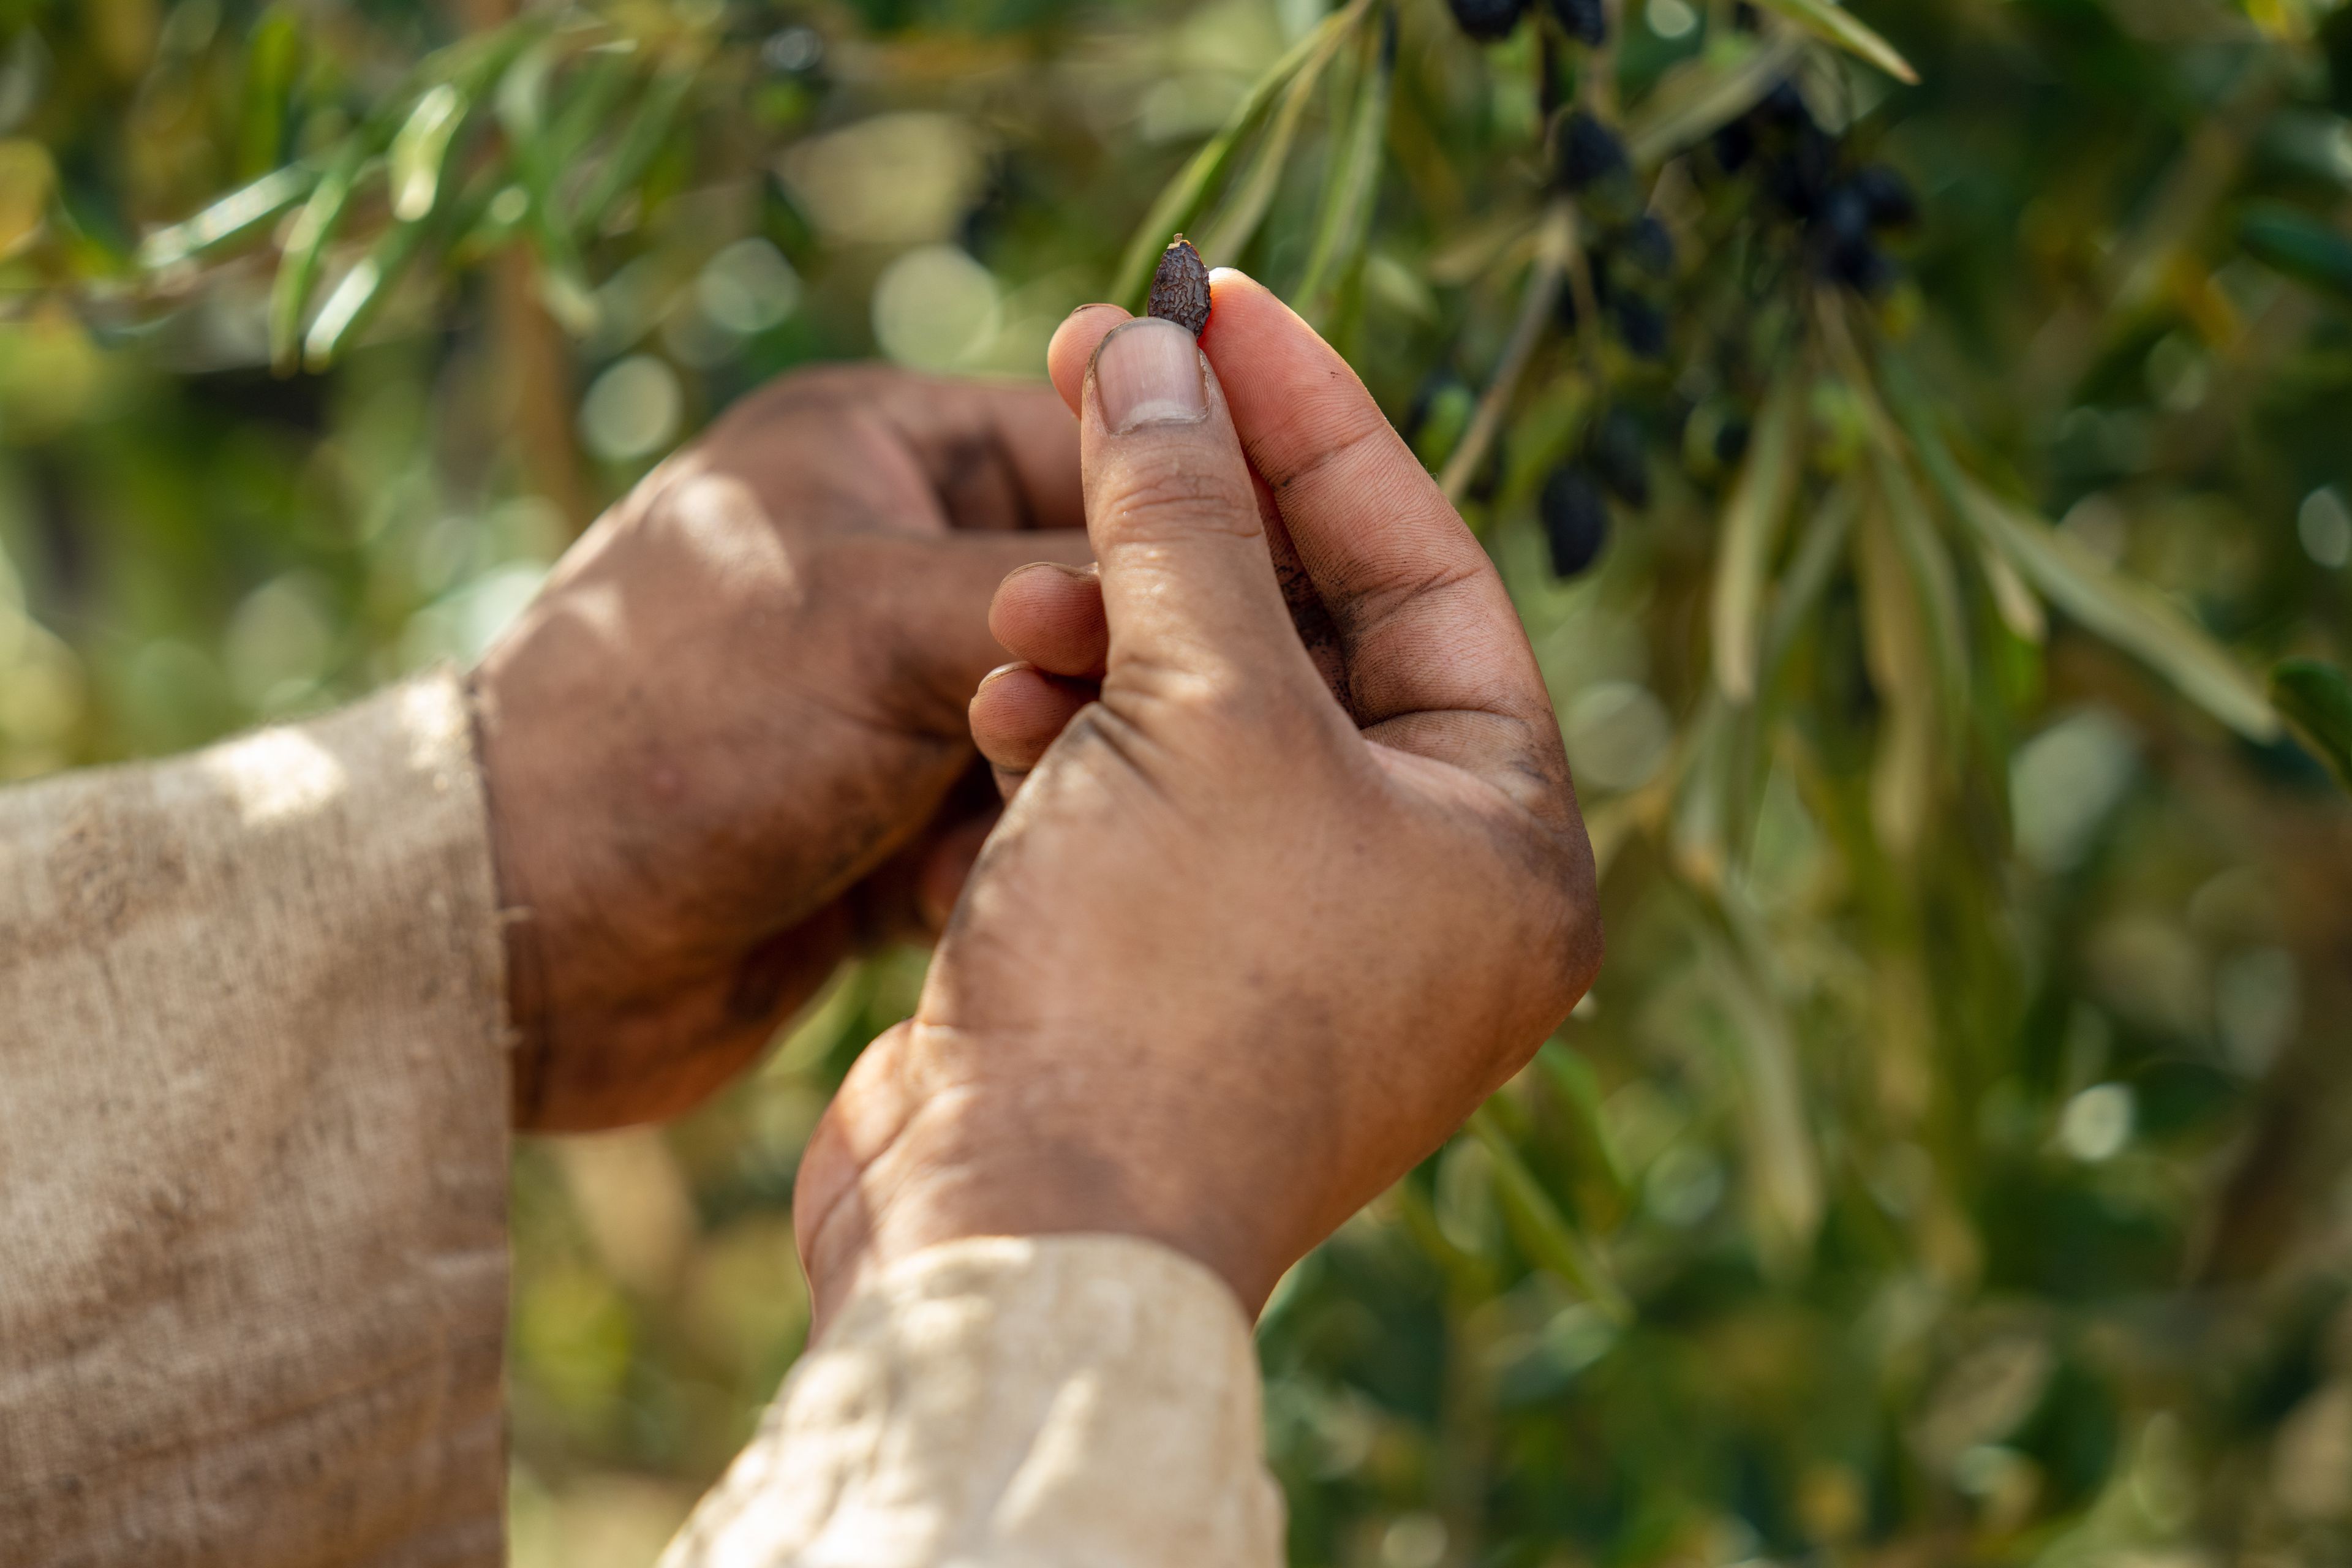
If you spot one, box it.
[1195,273,1556,749]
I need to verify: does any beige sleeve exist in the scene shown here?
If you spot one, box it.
[0,674,511,1568]
[658,1235,1286,1568]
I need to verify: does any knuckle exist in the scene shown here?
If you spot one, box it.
[1099,453,1259,545]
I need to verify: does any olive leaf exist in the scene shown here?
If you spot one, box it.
[1711,367,1805,704]
[1695,925,1822,1274]
[1751,0,1919,86]
[1469,1106,1632,1322]
[2239,203,2352,304]
[1294,4,1396,322]
[2272,658,2352,792]
[1196,10,1355,266]
[1110,0,1374,307]
[138,164,317,270]
[1882,355,2277,742]
[1625,32,1803,168]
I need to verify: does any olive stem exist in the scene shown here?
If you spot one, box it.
[1439,196,1580,508]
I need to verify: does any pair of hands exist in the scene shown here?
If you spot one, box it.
[475,273,1600,1327]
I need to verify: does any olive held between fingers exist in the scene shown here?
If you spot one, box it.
[1448,0,1528,42]
[1147,235,1212,336]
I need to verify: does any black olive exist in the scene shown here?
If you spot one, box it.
[1542,466,1611,578]
[1448,0,1527,42]
[1758,78,1814,129]
[1555,111,1630,192]
[1613,295,1669,360]
[1589,410,1651,509]
[1765,124,1838,219]
[1851,164,1918,229]
[1550,0,1607,46]
[1713,119,1757,175]
[1715,419,1751,467]
[1823,238,1894,293]
[1624,214,1675,278]
[1820,183,1873,248]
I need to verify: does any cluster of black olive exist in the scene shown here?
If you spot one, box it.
[1710,80,1917,292]
[1447,2,1918,583]
[1447,0,1606,44]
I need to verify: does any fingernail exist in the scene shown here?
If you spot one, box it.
[978,661,1028,688]
[1093,318,1208,433]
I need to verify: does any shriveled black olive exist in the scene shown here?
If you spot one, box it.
[1147,234,1212,336]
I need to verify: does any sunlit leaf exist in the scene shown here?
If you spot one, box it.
[267,148,366,371]
[2272,658,2352,791]
[1196,17,1348,266]
[1752,0,1919,85]
[139,165,317,270]
[1626,34,1803,167]
[1110,0,1373,308]
[390,84,468,224]
[1295,6,1396,322]
[1882,355,2277,741]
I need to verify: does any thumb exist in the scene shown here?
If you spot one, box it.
[1081,317,1318,695]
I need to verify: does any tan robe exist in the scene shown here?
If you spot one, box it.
[0,674,1281,1566]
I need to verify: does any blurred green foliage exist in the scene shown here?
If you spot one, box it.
[4,0,2352,1564]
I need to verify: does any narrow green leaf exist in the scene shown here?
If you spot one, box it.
[2240,203,2352,303]
[1760,478,1856,676]
[1752,0,1918,85]
[1196,13,1346,267]
[1882,355,2278,741]
[389,83,468,224]
[1469,1107,1632,1323]
[568,62,695,238]
[1696,930,1822,1272]
[140,165,317,270]
[2273,658,2352,791]
[1626,34,1802,168]
[1711,368,1805,704]
[1535,1040,1628,1194]
[267,147,366,372]
[1294,4,1395,320]
[1965,485,2277,740]
[302,219,428,370]
[1110,0,1370,307]
[1866,437,1969,721]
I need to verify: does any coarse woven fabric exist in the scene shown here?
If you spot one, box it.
[0,673,511,1567]
[657,1234,1286,1568]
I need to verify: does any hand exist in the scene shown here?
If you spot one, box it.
[793,276,1602,1330]
[473,367,1088,1131]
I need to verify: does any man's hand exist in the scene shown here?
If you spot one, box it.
[793,276,1602,1329]
[473,368,1088,1131]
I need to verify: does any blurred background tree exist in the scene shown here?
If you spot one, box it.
[4,0,2352,1562]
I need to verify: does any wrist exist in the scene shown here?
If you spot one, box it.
[796,1038,1285,1332]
